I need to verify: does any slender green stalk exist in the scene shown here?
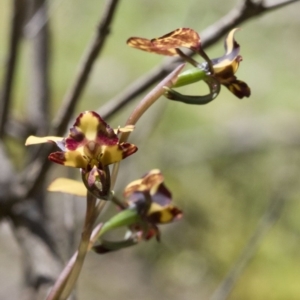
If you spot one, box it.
[45,222,104,300]
[47,192,98,300]
[110,63,185,188]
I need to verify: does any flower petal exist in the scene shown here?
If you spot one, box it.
[127,37,178,56]
[25,135,63,146]
[124,169,164,197]
[48,178,87,196]
[211,28,241,74]
[66,111,118,151]
[127,28,201,56]
[114,125,135,135]
[147,203,183,224]
[49,151,88,168]
[224,79,251,99]
[101,143,138,166]
[151,28,201,52]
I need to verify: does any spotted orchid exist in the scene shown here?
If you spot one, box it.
[26,111,138,199]
[127,28,250,104]
[93,169,182,253]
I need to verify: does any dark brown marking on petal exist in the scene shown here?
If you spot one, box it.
[225,79,251,99]
[211,29,240,69]
[65,134,85,151]
[152,28,201,52]
[127,37,177,56]
[120,142,138,158]
[152,183,172,206]
[148,206,182,224]
[127,28,201,56]
[83,112,119,146]
[48,151,66,165]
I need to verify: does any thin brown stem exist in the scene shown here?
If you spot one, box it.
[47,192,97,300]
[0,0,25,138]
[45,222,104,300]
[26,0,51,136]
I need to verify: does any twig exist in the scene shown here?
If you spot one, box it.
[44,222,103,300]
[26,0,50,136]
[98,0,300,120]
[47,192,97,300]
[51,0,120,137]
[0,0,25,137]
[210,192,285,300]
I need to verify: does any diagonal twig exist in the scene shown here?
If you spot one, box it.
[0,0,25,138]
[26,0,51,136]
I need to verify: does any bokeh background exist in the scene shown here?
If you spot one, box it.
[1,0,300,299]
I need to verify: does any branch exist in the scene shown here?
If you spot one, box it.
[0,0,25,138]
[51,0,120,137]
[98,0,300,120]
[26,0,51,136]
[261,0,299,11]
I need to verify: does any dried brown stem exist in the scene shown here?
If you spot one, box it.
[46,193,98,300]
[26,0,51,136]
[0,0,25,137]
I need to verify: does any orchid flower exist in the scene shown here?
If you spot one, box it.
[93,169,182,253]
[127,28,250,104]
[26,111,138,199]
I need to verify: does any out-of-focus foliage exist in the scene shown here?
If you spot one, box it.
[0,0,300,299]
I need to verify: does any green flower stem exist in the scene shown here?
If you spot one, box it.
[98,208,140,237]
[46,222,104,300]
[59,192,99,300]
[110,63,185,188]
[47,192,98,300]
[173,68,207,88]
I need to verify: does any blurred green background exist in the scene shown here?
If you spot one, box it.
[1,0,300,299]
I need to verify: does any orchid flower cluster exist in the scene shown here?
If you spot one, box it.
[26,111,182,251]
[25,27,250,298]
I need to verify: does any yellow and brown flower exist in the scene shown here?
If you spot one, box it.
[26,111,138,199]
[127,28,250,99]
[93,170,182,253]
